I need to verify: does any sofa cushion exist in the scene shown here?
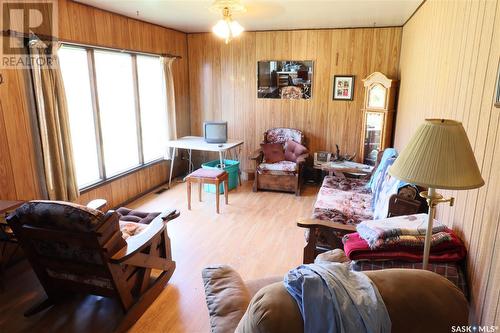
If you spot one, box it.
[284,139,308,162]
[202,265,251,333]
[236,282,304,333]
[364,269,468,333]
[261,143,285,163]
[116,207,160,224]
[257,160,297,175]
[264,128,303,144]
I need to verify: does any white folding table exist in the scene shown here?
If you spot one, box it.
[166,136,244,188]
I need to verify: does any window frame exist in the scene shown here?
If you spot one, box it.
[60,43,167,192]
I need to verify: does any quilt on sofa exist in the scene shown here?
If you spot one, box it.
[311,149,415,227]
[312,178,373,225]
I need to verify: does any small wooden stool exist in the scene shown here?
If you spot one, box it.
[186,168,229,214]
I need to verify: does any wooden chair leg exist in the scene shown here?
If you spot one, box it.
[187,180,191,210]
[303,227,317,264]
[216,179,220,214]
[198,180,202,202]
[224,179,229,205]
[253,171,258,192]
[295,174,301,196]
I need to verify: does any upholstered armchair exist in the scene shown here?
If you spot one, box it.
[7,200,179,332]
[249,128,308,196]
[202,251,468,333]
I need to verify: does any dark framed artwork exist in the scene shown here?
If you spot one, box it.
[333,75,355,101]
[257,60,313,99]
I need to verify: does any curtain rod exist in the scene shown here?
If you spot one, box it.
[1,30,182,59]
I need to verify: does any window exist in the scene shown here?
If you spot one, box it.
[59,46,101,187]
[136,55,169,163]
[59,44,169,189]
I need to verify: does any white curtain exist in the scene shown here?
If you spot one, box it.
[29,40,79,201]
[161,56,177,159]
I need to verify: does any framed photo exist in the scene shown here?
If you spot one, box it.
[333,75,355,101]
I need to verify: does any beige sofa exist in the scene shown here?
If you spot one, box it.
[202,250,468,333]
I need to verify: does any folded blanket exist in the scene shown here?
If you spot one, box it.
[371,231,452,249]
[357,213,447,248]
[284,262,391,333]
[343,232,467,263]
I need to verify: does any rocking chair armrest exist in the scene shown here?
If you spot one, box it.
[159,209,180,222]
[87,199,107,211]
[110,217,165,263]
[249,148,263,161]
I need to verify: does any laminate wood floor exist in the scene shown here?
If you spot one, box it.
[0,181,318,333]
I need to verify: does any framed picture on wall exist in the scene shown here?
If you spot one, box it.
[333,75,355,100]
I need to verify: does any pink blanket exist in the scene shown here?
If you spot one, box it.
[343,232,467,263]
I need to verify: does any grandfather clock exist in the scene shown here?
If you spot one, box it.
[360,72,398,165]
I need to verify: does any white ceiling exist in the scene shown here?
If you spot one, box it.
[76,0,424,33]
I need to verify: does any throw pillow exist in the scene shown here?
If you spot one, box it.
[261,143,285,163]
[284,139,308,162]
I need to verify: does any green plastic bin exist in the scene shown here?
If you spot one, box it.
[202,159,240,194]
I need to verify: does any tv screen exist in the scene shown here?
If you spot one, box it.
[204,121,228,143]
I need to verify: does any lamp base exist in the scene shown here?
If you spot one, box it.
[419,188,454,270]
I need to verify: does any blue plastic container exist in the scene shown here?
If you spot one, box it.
[201,159,240,194]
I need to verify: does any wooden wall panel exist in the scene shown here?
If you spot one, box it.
[394,0,500,325]
[0,41,42,200]
[187,28,402,175]
[0,0,189,206]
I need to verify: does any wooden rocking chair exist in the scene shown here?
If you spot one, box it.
[7,200,179,332]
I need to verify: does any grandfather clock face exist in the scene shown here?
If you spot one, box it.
[367,84,386,109]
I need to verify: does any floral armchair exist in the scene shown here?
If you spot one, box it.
[249,128,308,196]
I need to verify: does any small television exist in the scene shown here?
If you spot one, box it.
[204,121,228,143]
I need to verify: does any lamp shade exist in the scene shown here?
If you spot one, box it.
[389,119,484,190]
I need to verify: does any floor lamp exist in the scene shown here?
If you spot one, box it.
[389,119,484,270]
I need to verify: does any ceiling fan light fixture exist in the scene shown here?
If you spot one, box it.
[211,1,245,44]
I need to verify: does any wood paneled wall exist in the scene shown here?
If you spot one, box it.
[0,0,190,208]
[187,28,402,174]
[394,0,500,325]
